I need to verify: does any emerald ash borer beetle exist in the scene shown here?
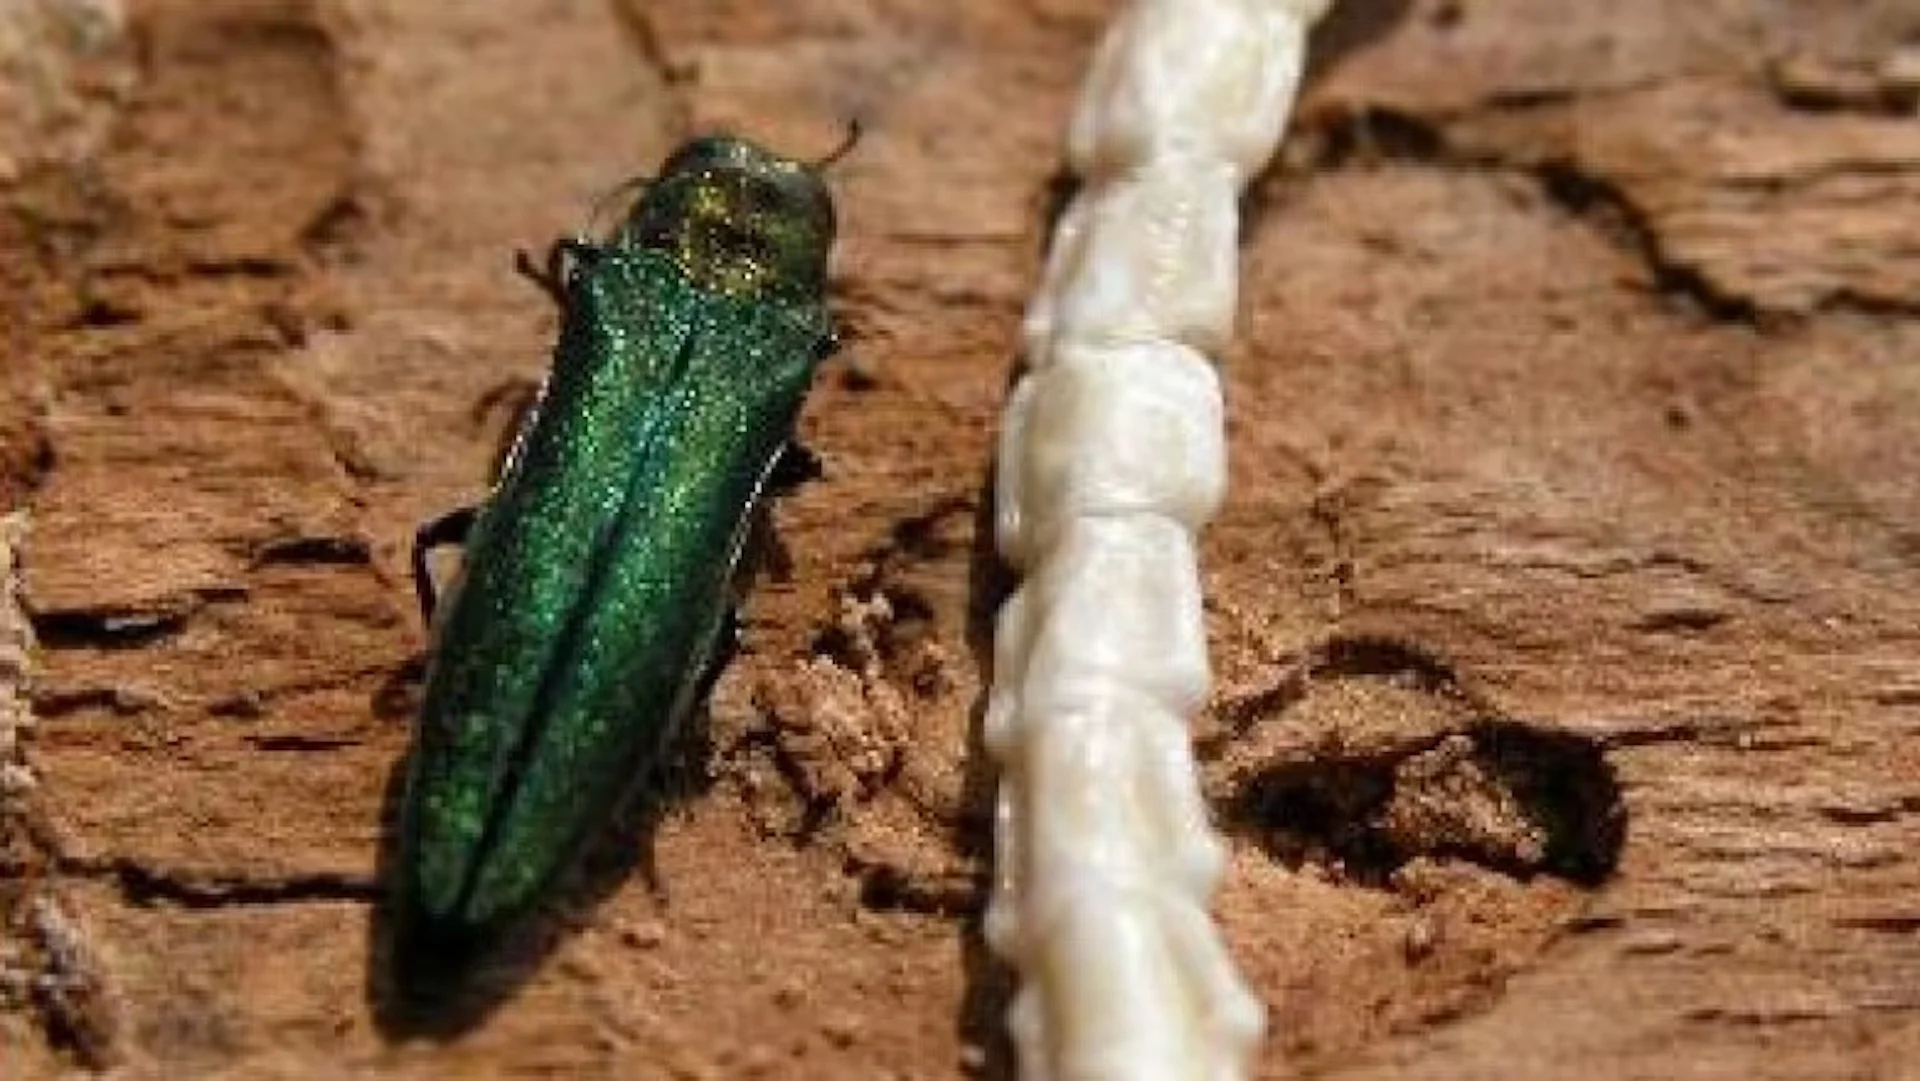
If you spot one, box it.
[398,131,850,943]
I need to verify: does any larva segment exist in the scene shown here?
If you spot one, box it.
[1022,160,1241,362]
[995,340,1226,571]
[1068,0,1324,185]
[1018,516,1212,723]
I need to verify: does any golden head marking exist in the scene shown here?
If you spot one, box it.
[624,134,836,304]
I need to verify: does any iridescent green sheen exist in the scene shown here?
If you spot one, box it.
[400,136,834,937]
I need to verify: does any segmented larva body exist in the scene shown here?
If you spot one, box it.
[985,2,1331,1079]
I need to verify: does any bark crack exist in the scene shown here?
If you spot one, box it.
[1277,84,1920,322]
[55,855,380,909]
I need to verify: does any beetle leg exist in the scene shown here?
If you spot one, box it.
[693,608,744,707]
[412,505,480,627]
[551,236,601,280]
[513,237,601,307]
[767,441,823,495]
[471,376,546,483]
[814,323,843,362]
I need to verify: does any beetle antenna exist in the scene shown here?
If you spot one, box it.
[815,118,863,171]
[582,173,654,239]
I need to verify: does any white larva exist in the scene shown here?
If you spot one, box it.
[985,1,1334,1079]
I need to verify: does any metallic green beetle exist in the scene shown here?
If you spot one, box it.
[399,133,842,941]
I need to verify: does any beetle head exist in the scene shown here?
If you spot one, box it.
[625,134,836,304]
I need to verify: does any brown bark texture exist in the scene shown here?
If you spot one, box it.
[4,1,1920,1078]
